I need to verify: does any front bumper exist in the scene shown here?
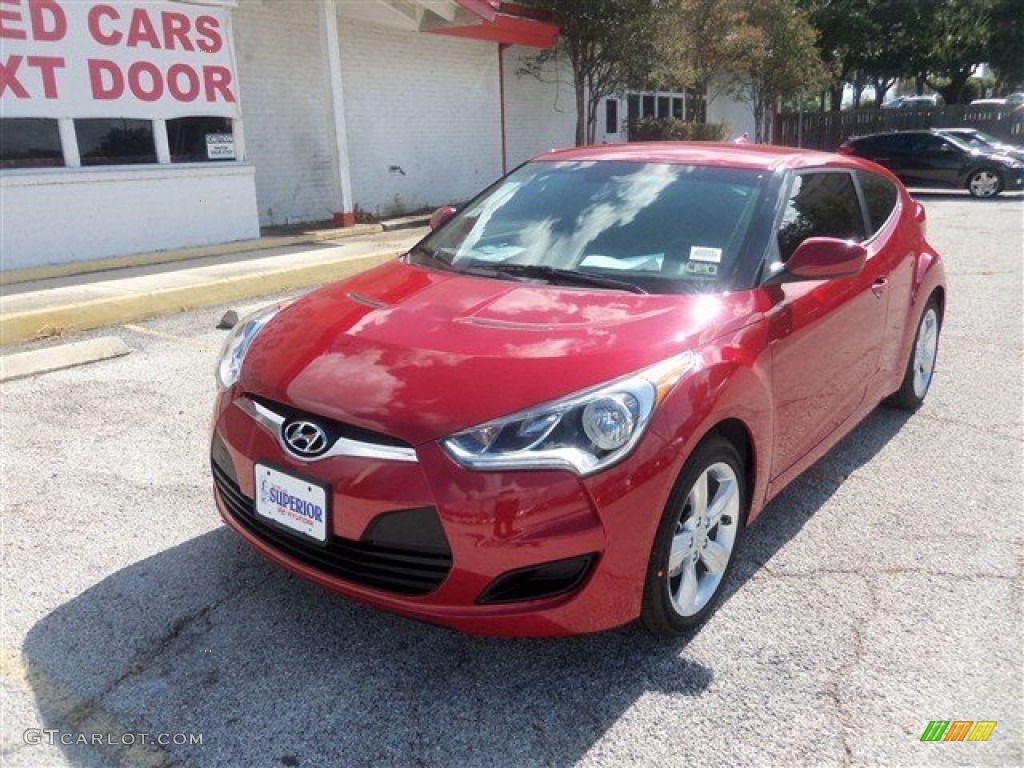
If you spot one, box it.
[211,391,678,636]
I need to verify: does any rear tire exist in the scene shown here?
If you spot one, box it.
[641,436,748,637]
[887,295,941,411]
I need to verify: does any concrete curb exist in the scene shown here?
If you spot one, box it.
[0,336,131,382]
[0,223,385,286]
[0,250,399,347]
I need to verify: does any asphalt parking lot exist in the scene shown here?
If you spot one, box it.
[1,193,1021,768]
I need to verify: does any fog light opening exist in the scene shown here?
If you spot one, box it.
[477,554,597,605]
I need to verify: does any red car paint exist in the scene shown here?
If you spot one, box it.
[212,143,945,636]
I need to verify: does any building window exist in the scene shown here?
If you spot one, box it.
[657,96,670,118]
[1,119,64,169]
[642,95,655,118]
[627,95,640,124]
[167,117,235,163]
[605,100,619,135]
[672,97,684,119]
[75,118,156,166]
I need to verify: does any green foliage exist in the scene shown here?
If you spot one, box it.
[802,0,1018,106]
[518,0,668,145]
[627,117,729,141]
[922,0,995,104]
[987,0,1024,89]
[727,0,828,140]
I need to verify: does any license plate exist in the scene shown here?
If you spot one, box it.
[254,464,329,543]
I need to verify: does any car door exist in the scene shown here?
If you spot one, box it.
[763,170,891,481]
[859,134,913,181]
[904,134,964,188]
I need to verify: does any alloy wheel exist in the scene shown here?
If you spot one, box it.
[968,170,1000,198]
[667,462,741,617]
[913,307,939,398]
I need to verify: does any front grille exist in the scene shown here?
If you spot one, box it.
[213,462,452,596]
[247,395,411,448]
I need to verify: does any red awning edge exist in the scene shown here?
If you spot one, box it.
[455,0,501,22]
[430,4,559,49]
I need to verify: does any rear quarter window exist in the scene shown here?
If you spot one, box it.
[861,134,912,153]
[858,171,900,236]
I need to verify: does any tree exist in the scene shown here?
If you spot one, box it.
[730,0,827,140]
[986,0,1024,91]
[518,0,667,145]
[858,0,927,104]
[652,0,756,109]
[801,0,875,110]
[922,0,995,104]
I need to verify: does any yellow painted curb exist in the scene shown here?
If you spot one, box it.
[0,251,398,347]
[0,223,384,286]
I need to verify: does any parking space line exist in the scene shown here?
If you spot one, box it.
[122,324,218,353]
[0,645,173,767]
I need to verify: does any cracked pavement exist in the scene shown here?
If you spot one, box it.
[1,193,1021,767]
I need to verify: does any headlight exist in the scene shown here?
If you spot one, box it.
[215,303,288,390]
[442,352,697,475]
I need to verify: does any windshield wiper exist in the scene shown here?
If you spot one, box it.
[409,243,458,267]
[484,263,648,294]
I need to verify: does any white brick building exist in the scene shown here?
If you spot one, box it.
[0,0,573,272]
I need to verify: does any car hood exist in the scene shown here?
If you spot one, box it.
[240,260,762,445]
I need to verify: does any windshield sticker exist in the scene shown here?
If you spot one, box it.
[685,262,718,276]
[690,246,723,263]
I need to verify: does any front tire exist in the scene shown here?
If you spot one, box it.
[641,436,748,637]
[887,296,941,411]
[967,168,1003,198]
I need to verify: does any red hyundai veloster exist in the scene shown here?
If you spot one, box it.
[211,144,945,637]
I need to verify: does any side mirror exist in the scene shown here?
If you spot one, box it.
[429,206,456,231]
[786,237,867,280]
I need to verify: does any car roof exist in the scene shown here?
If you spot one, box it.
[536,142,848,172]
[849,130,933,141]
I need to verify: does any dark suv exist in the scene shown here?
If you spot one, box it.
[839,130,1024,198]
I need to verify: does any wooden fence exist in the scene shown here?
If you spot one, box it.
[773,105,1024,151]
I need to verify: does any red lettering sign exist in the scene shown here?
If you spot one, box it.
[3,1,240,120]
[27,54,62,97]
[0,55,29,97]
[88,4,120,45]
[29,0,65,41]
[88,57,122,99]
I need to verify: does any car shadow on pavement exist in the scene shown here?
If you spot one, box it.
[735,406,912,575]
[19,407,909,768]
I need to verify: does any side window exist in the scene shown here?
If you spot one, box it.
[875,134,911,154]
[777,172,866,263]
[910,134,947,153]
[858,171,900,236]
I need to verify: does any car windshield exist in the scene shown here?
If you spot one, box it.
[937,133,973,152]
[409,161,768,295]
[959,130,1002,149]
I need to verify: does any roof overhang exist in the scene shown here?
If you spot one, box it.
[429,0,559,48]
[335,1,559,49]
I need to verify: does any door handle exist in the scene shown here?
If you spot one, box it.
[871,278,889,298]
